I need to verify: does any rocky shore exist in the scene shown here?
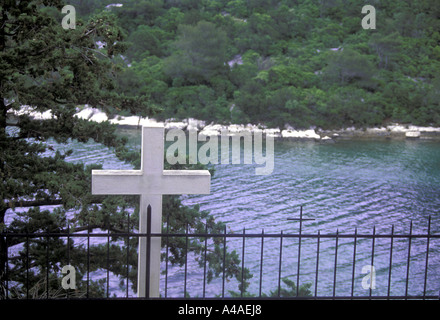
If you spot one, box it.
[10,105,440,141]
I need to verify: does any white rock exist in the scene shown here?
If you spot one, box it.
[140,118,161,126]
[281,129,320,140]
[419,126,440,132]
[187,118,206,129]
[15,106,54,120]
[305,129,320,139]
[321,136,335,143]
[264,128,280,134]
[165,121,187,130]
[75,108,94,120]
[89,110,108,123]
[186,124,198,131]
[367,127,387,133]
[264,128,281,138]
[203,123,224,132]
[110,116,161,127]
[408,126,440,133]
[106,3,123,9]
[14,105,33,116]
[387,124,440,133]
[227,54,243,68]
[35,110,53,120]
[199,129,220,137]
[388,125,407,132]
[281,130,294,138]
[406,131,421,138]
[228,124,244,133]
[110,116,140,126]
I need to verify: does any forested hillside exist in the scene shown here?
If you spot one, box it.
[72,0,440,129]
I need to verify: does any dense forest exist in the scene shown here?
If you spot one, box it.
[71,0,440,129]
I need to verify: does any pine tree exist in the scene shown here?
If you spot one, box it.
[0,1,249,298]
[0,0,145,297]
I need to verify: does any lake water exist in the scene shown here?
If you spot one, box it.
[174,132,440,298]
[7,127,440,298]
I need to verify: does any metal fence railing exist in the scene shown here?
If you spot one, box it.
[1,207,439,300]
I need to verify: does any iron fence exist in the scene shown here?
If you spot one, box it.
[1,207,439,300]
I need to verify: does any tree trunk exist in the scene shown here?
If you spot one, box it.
[0,6,7,293]
[0,208,7,299]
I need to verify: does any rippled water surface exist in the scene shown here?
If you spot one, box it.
[107,129,439,297]
[191,138,440,233]
[8,127,440,297]
[177,136,440,297]
[58,128,440,234]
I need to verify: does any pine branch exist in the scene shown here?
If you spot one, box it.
[5,197,106,210]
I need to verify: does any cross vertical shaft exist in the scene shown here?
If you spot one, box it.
[138,125,163,298]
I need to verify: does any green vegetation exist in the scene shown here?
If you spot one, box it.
[0,0,249,298]
[74,0,440,129]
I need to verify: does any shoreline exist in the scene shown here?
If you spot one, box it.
[9,105,440,142]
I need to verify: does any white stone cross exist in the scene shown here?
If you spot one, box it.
[91,124,211,297]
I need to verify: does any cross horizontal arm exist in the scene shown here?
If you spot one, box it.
[91,169,211,195]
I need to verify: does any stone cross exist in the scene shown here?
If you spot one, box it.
[91,124,211,297]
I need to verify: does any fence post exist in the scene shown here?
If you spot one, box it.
[145,205,152,299]
[287,206,315,297]
[0,230,8,299]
